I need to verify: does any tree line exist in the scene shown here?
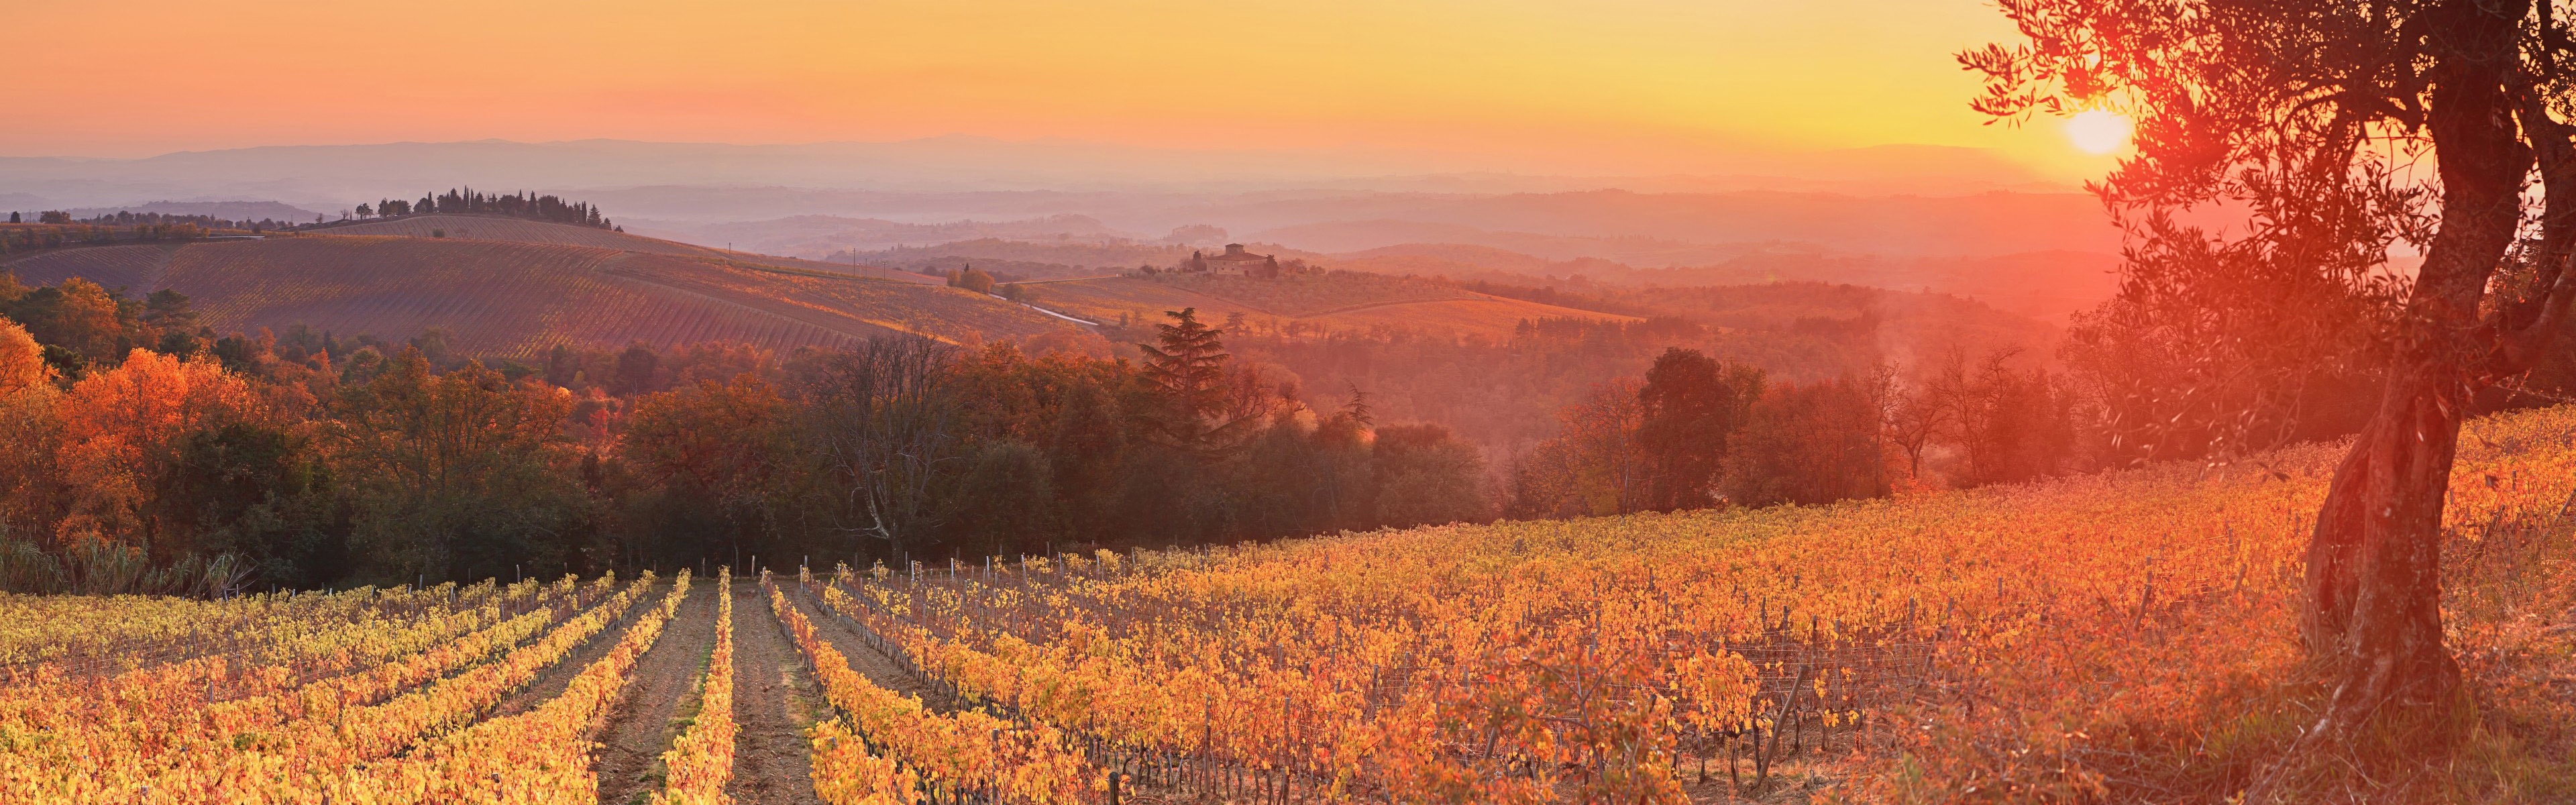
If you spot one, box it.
[1505,345,2073,517]
[68,211,299,232]
[0,276,1489,592]
[0,222,214,256]
[343,188,614,230]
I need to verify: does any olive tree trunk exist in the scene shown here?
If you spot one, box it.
[2298,6,2524,733]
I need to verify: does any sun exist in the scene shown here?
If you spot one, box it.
[2065,109,2132,155]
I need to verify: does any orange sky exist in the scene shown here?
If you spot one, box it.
[19,1,2115,181]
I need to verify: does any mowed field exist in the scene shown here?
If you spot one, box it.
[1032,272,1633,335]
[7,406,2569,804]
[3,233,1088,358]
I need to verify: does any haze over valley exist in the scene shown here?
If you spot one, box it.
[11,3,2559,802]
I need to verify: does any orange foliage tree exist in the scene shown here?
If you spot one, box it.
[0,319,65,544]
[54,350,272,549]
[330,347,578,580]
[15,277,129,363]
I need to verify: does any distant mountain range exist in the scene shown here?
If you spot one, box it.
[0,137,2070,213]
[627,213,1131,260]
[0,138,2129,323]
[62,200,324,223]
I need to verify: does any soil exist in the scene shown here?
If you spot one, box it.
[490,580,663,718]
[594,582,719,805]
[727,578,826,805]
[786,582,951,709]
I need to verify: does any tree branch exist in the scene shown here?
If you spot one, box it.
[2495,92,2576,373]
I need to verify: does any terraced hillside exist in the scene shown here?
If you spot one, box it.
[2,234,1091,358]
[325,214,941,284]
[1032,271,1632,335]
[0,244,179,292]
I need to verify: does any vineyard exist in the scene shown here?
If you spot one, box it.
[322,215,737,262]
[2,235,1096,360]
[1032,274,1631,338]
[326,215,942,284]
[1,244,178,292]
[3,406,2571,803]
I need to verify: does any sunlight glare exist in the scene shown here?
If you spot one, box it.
[2065,109,2131,154]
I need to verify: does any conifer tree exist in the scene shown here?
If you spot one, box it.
[1136,308,1240,453]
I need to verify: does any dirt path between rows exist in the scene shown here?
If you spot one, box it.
[788,582,953,710]
[595,582,718,805]
[488,580,663,718]
[728,579,825,805]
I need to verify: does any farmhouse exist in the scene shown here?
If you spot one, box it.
[1189,243,1280,277]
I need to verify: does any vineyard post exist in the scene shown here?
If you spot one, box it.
[1756,663,1811,790]
[1727,727,1740,793]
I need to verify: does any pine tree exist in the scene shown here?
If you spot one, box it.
[1340,381,1375,428]
[1136,308,1236,451]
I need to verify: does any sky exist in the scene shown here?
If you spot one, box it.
[15,1,2116,182]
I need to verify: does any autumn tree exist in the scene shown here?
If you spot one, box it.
[621,374,791,562]
[1045,378,1130,546]
[52,350,275,552]
[0,317,51,396]
[1935,350,2074,487]
[1136,308,1274,455]
[939,342,1134,549]
[1634,347,1763,511]
[798,334,958,563]
[1970,0,2576,751]
[0,320,64,543]
[1882,380,1946,482]
[5,277,127,364]
[1509,379,1647,517]
[330,348,580,581]
[951,265,998,294]
[1717,377,1888,507]
[1371,423,1491,527]
[613,341,659,395]
[948,441,1052,557]
[156,422,343,587]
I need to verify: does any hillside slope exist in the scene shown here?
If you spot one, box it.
[324,214,941,284]
[843,403,2574,802]
[1031,271,1634,336]
[0,244,177,292]
[3,235,1091,358]
[1331,241,2122,323]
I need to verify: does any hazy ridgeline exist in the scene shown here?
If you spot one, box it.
[10,229,2555,594]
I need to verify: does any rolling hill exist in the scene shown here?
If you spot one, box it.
[1027,271,1635,337]
[322,213,942,284]
[0,225,1099,359]
[633,213,1128,260]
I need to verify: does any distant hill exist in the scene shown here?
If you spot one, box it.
[1328,241,2121,323]
[1029,271,1635,337]
[635,213,1129,261]
[65,200,324,224]
[324,213,941,284]
[0,221,1099,359]
[1225,189,2119,257]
